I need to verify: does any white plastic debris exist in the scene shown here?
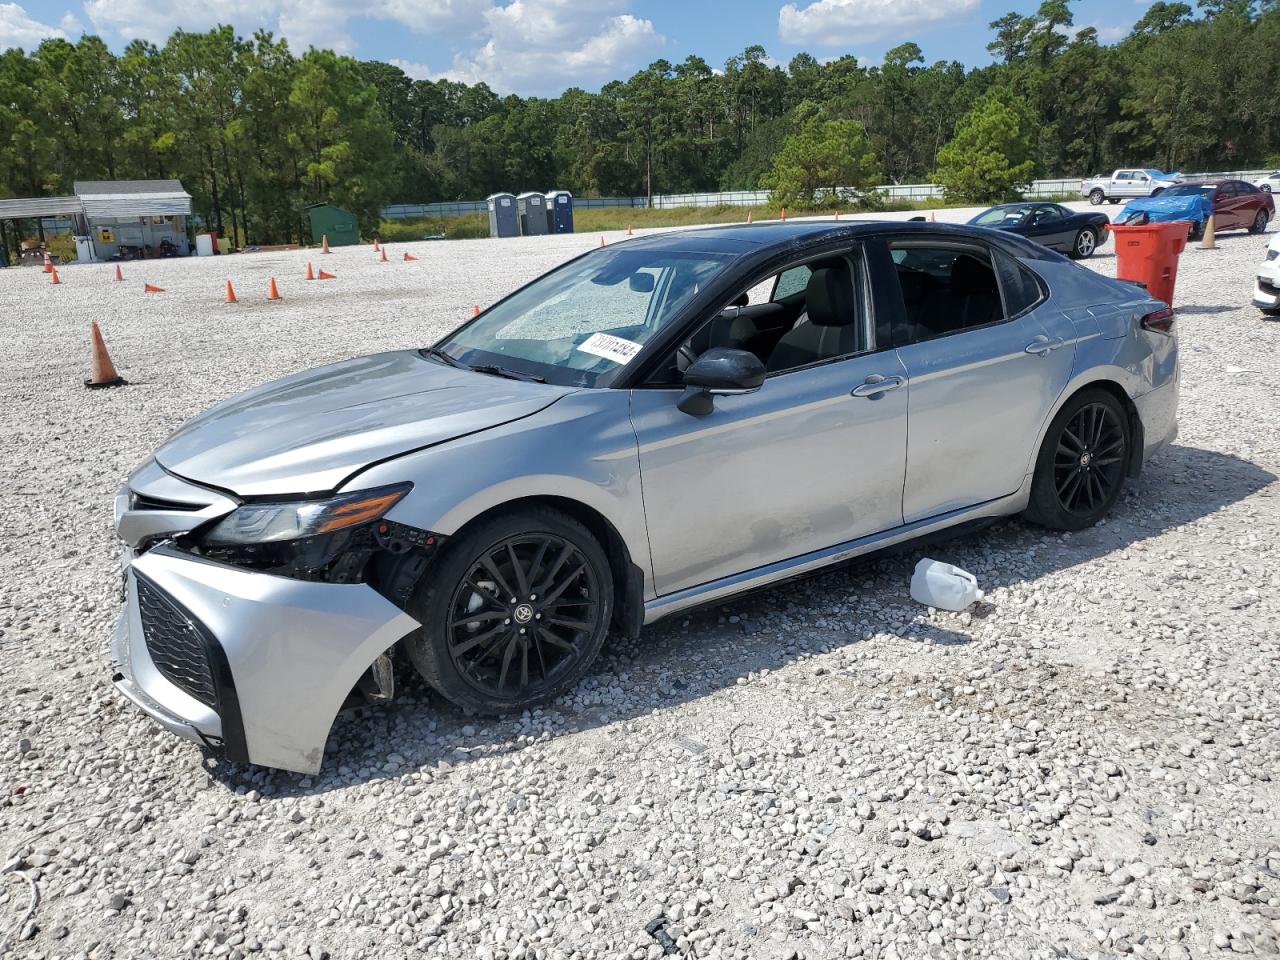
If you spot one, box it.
[910,558,984,611]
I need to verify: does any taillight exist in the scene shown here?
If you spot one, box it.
[1141,306,1174,333]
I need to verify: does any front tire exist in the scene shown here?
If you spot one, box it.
[1025,389,1131,531]
[405,507,613,714]
[1069,227,1098,259]
[1089,189,1105,205]
[1250,209,1269,234]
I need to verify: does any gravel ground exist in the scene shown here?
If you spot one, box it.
[1,212,1278,960]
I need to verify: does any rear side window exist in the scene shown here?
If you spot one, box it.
[994,252,1045,317]
[888,243,1007,344]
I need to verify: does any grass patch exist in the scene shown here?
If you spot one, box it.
[376,193,1083,241]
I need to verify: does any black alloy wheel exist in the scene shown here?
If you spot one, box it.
[1052,402,1127,518]
[406,507,613,713]
[446,534,601,699]
[1250,209,1269,234]
[1025,389,1131,531]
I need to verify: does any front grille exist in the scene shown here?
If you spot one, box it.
[136,577,217,709]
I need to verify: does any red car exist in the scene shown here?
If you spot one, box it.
[1157,179,1274,239]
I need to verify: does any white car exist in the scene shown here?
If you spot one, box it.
[1255,232,1280,314]
[1253,171,1280,194]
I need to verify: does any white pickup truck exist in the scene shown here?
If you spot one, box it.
[1079,169,1183,205]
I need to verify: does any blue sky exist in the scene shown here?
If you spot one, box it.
[1,0,1146,96]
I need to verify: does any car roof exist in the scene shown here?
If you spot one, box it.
[618,219,1060,258]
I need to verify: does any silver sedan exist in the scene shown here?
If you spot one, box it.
[111,221,1179,773]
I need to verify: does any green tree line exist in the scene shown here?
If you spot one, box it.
[1,0,1278,243]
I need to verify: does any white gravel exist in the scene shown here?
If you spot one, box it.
[1,214,1279,960]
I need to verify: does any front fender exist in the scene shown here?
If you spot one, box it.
[347,390,653,597]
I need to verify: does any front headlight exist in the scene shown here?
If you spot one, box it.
[203,484,411,546]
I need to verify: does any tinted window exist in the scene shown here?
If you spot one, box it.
[889,243,1007,345]
[994,252,1044,317]
[1034,205,1063,221]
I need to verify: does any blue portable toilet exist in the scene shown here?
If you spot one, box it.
[516,192,548,236]
[487,192,518,238]
[545,190,574,233]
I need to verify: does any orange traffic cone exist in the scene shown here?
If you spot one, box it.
[144,282,164,293]
[85,321,126,389]
[305,262,315,280]
[780,207,787,221]
[42,252,53,273]
[472,304,480,317]
[321,234,331,254]
[318,270,336,280]
[626,224,633,236]
[373,237,380,252]
[598,236,605,247]
[113,264,123,282]
[930,210,937,222]
[267,277,281,301]
[379,247,388,263]
[834,210,840,221]
[225,279,238,303]
[747,210,753,224]
[403,251,417,261]
[50,266,61,285]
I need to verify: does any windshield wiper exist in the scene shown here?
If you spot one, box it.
[470,364,546,383]
[422,346,468,369]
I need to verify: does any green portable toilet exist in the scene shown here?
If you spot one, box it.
[305,202,359,246]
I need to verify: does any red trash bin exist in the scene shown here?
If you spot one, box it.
[1103,220,1188,307]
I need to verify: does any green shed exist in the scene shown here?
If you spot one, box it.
[305,202,359,246]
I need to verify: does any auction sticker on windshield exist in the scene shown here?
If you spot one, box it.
[577,332,642,365]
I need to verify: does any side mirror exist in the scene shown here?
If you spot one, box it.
[677,347,766,416]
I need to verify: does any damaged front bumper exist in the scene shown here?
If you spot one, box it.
[1254,261,1280,311]
[112,546,419,775]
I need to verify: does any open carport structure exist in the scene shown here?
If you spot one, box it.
[0,179,192,263]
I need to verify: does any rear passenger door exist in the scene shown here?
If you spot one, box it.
[874,237,1075,523]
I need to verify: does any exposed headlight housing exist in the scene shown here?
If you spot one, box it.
[203,485,411,546]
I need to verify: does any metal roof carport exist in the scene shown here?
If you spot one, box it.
[73,180,192,219]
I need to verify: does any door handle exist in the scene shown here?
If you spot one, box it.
[851,375,905,398]
[1025,335,1066,356]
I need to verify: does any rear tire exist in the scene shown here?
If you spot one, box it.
[1025,389,1131,531]
[1107,198,1121,205]
[1250,209,1269,234]
[1069,228,1098,259]
[1089,189,1105,205]
[1187,220,1204,241]
[404,506,613,715]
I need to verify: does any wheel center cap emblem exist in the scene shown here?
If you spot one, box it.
[1080,451,1093,467]
[513,603,534,624]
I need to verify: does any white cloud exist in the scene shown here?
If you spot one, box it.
[778,0,979,45]
[0,1,78,47]
[82,0,484,53]
[79,0,661,94]
[1082,21,1128,43]
[436,0,665,94]
[388,57,434,80]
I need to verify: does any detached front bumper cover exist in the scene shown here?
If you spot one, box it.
[112,545,419,774]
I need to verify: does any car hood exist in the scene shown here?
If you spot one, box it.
[155,350,573,497]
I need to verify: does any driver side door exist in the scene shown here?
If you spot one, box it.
[628,246,909,597]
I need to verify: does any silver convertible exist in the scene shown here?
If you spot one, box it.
[111,221,1179,773]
